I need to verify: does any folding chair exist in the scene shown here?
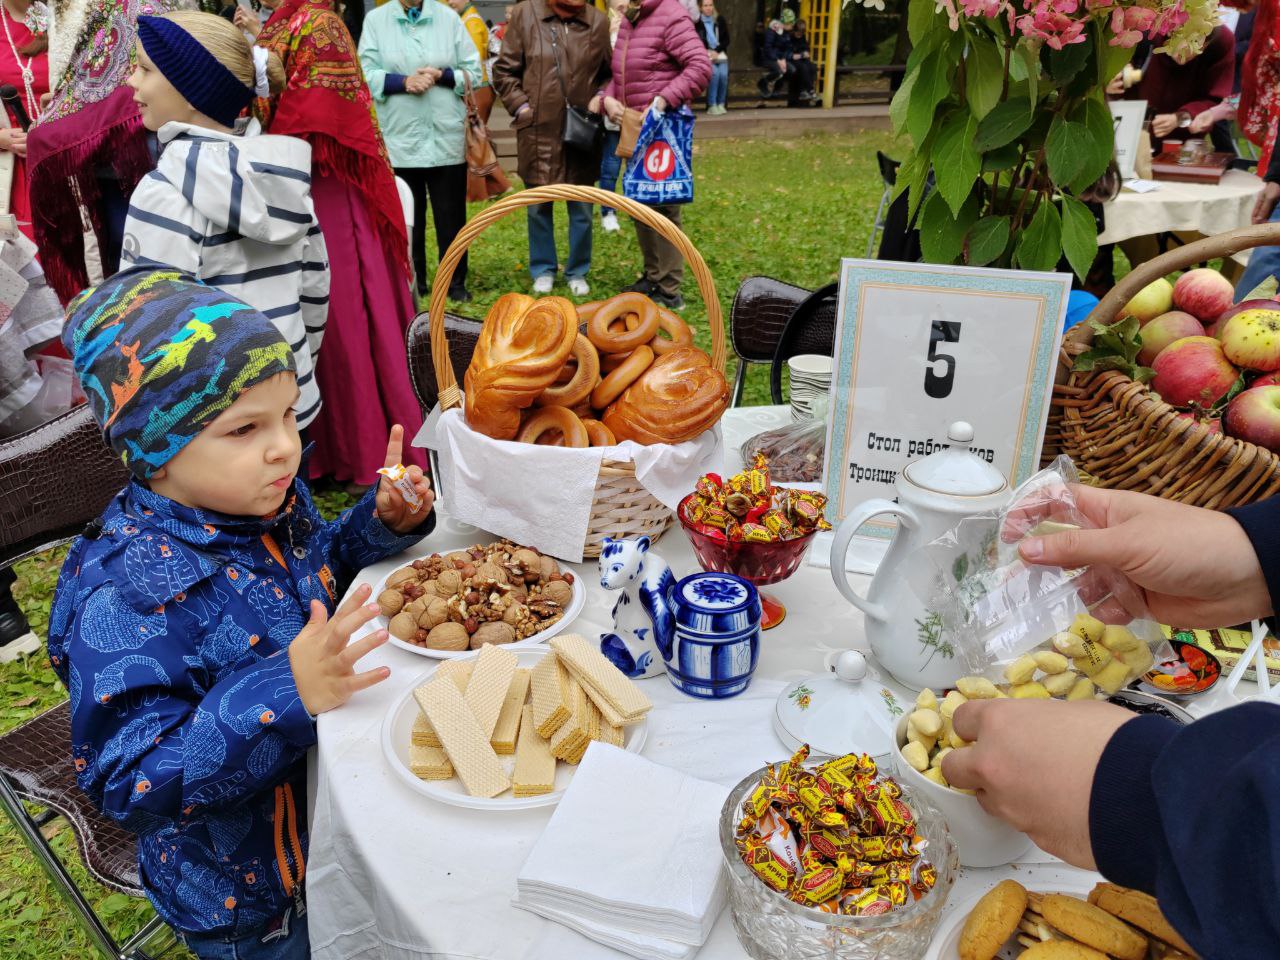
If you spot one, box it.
[0,405,178,959]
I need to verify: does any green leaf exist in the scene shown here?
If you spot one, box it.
[1069,96,1116,193]
[1046,115,1090,188]
[1060,195,1099,281]
[982,143,1021,172]
[920,189,980,264]
[933,109,981,215]
[974,98,1035,152]
[98,893,131,917]
[1045,39,1092,85]
[1009,40,1040,104]
[966,215,1011,266]
[1014,200,1062,272]
[1245,275,1279,300]
[953,553,969,584]
[906,25,944,74]
[1211,371,1250,415]
[965,36,1004,120]
[1073,315,1152,381]
[907,55,954,146]
[890,65,917,136]
[1098,28,1134,89]
[908,0,942,45]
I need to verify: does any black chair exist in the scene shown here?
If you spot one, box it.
[404,308,483,498]
[867,151,900,257]
[727,276,812,406]
[768,284,838,406]
[0,406,178,959]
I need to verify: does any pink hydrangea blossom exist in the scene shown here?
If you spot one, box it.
[1017,1,1088,48]
[1109,5,1157,46]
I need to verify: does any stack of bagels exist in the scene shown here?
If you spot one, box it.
[463,291,729,447]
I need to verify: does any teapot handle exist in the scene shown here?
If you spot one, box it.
[829,499,920,624]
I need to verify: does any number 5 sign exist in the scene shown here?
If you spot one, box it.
[818,259,1070,573]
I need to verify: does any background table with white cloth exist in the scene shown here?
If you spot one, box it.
[305,406,1104,960]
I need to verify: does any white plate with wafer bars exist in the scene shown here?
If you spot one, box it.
[380,635,652,810]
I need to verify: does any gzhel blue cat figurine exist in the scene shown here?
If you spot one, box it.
[597,535,675,678]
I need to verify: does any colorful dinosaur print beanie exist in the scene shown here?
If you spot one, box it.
[63,268,296,480]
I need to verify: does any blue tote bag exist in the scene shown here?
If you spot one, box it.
[622,106,695,206]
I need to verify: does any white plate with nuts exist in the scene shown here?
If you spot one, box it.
[370,543,586,659]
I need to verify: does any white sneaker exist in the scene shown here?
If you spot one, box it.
[568,277,590,297]
[601,212,620,233]
[532,275,554,294]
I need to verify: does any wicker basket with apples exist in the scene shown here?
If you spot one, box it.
[1046,222,1280,508]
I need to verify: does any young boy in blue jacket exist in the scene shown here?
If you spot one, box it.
[48,268,434,960]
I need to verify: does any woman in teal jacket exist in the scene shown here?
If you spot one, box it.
[359,0,482,302]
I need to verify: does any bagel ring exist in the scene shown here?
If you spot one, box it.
[591,343,654,410]
[588,293,660,353]
[581,418,617,447]
[649,307,694,355]
[600,350,632,374]
[517,405,589,447]
[537,334,600,407]
[577,300,606,324]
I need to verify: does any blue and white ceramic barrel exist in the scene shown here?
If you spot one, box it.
[665,572,762,699]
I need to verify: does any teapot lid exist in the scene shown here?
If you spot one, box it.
[901,422,1008,497]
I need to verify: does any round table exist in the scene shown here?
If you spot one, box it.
[306,406,1111,960]
[1098,169,1264,247]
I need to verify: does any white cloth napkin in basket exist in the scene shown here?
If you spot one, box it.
[513,743,730,958]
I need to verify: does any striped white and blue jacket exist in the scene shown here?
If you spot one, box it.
[120,120,330,427]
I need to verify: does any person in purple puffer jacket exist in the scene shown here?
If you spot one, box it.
[592,0,710,311]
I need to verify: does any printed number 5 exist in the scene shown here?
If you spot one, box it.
[925,320,961,399]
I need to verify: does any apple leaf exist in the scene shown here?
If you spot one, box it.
[1074,316,1154,382]
[1210,371,1250,416]
[1245,275,1279,301]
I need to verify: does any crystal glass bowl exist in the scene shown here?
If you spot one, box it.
[718,764,959,960]
[678,495,817,586]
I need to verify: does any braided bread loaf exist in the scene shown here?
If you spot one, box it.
[603,345,729,445]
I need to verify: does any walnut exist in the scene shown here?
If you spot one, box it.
[470,546,487,561]
[507,548,540,582]
[471,622,515,648]
[416,597,449,630]
[503,603,530,626]
[541,581,573,607]
[474,561,508,584]
[426,622,469,651]
[386,566,419,589]
[389,612,418,641]
[377,589,405,617]
[508,583,528,602]
[417,580,440,598]
[539,555,560,582]
[404,597,429,619]
[528,599,561,620]
[436,569,463,597]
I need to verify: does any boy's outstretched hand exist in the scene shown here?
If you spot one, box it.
[289,585,390,715]
[376,425,435,534]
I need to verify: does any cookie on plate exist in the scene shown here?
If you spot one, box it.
[1088,882,1195,955]
[958,879,1027,960]
[1021,942,1109,959]
[1037,893,1148,960]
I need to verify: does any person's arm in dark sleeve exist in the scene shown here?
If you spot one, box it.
[1178,26,1236,117]
[1227,496,1280,625]
[1088,703,1280,958]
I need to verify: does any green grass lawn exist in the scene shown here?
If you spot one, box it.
[0,128,901,959]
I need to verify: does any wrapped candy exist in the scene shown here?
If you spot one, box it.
[683,455,832,544]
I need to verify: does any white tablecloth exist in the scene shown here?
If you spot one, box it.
[307,406,1102,960]
[1098,169,1264,246]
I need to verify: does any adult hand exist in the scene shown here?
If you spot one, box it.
[405,72,433,94]
[288,586,390,715]
[1188,109,1217,135]
[375,424,435,533]
[1105,73,1125,97]
[650,95,667,114]
[603,95,624,122]
[588,94,602,114]
[776,58,786,72]
[941,699,1134,869]
[1151,113,1179,138]
[233,6,261,37]
[1254,181,1280,224]
[0,128,26,157]
[1014,484,1271,628]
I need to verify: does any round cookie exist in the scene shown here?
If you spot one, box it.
[1021,942,1110,960]
[959,879,1027,960]
[1087,882,1195,955]
[1039,894,1149,960]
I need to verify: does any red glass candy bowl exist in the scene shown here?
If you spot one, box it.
[677,494,817,586]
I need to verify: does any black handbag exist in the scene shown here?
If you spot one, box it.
[549,23,602,151]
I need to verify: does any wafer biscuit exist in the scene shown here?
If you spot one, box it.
[530,652,573,737]
[491,668,530,754]
[408,743,453,780]
[550,634,651,724]
[599,715,624,748]
[413,661,474,747]
[465,643,519,739]
[550,678,590,762]
[513,705,556,797]
[416,678,510,798]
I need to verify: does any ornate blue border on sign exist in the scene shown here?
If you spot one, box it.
[822,259,1069,539]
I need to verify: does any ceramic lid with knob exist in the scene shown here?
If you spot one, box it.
[901,421,1008,498]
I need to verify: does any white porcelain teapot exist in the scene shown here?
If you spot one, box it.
[830,422,1012,691]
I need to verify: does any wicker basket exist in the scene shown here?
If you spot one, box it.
[428,183,726,558]
[1046,221,1280,508]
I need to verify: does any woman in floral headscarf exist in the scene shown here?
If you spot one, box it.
[243,0,426,489]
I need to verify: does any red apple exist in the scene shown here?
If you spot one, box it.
[1151,336,1241,409]
[1177,411,1223,435]
[1219,304,1280,372]
[1208,299,1280,338]
[1138,311,1204,366]
[1172,268,1235,323]
[1255,372,1280,388]
[1225,384,1280,452]
[1122,278,1175,324]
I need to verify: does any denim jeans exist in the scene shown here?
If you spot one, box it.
[599,128,623,217]
[528,200,593,280]
[1236,202,1280,299]
[706,60,729,107]
[182,908,308,960]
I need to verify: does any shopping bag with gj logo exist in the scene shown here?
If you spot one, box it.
[622,106,694,206]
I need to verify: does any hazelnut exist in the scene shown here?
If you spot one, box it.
[465,590,482,605]
[389,612,418,641]
[562,571,575,586]
[377,589,405,617]
[547,572,563,583]
[425,622,469,651]
[471,622,516,649]
[413,628,428,645]
[463,617,480,634]
[401,582,424,601]
[412,559,431,572]
[460,563,477,579]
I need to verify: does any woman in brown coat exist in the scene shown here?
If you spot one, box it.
[493,0,611,297]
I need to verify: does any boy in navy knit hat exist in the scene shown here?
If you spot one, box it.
[49,268,433,959]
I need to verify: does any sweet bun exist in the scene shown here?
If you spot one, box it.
[959,880,1027,960]
[603,345,729,445]
[1037,894,1148,960]
[1020,942,1110,960]
[464,293,578,440]
[1087,883,1194,955]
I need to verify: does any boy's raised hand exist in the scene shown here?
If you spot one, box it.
[376,425,435,534]
[289,585,390,715]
